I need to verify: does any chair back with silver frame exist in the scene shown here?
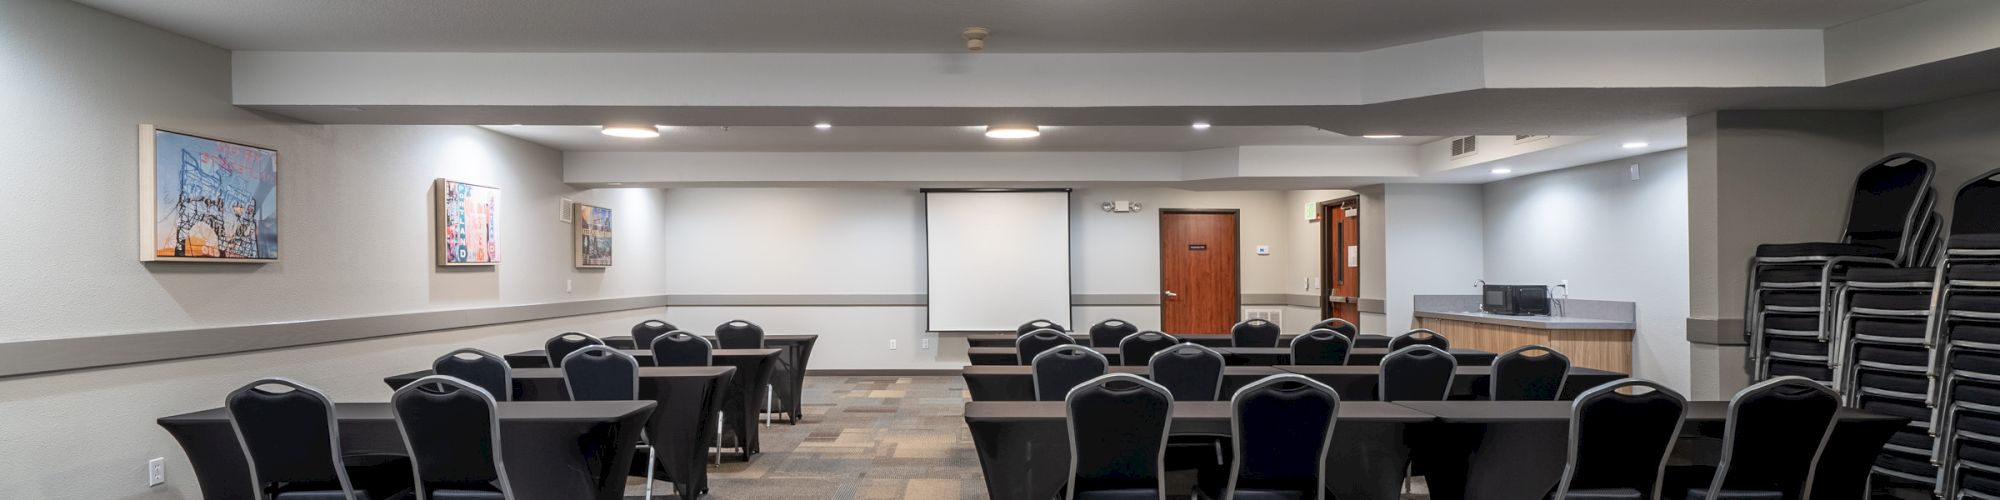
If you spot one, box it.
[648,331,714,367]
[392,375,515,500]
[630,320,678,352]
[1018,319,1065,337]
[226,377,367,500]
[1065,373,1174,500]
[1379,345,1457,401]
[1388,328,1451,351]
[543,331,604,368]
[434,348,512,402]
[1230,319,1282,347]
[1148,343,1226,402]
[1691,376,1839,500]
[1309,318,1360,342]
[1221,374,1341,500]
[1032,345,1110,402]
[1490,345,1570,401]
[1289,329,1353,366]
[1118,331,1179,366]
[1017,328,1076,365]
[560,346,640,402]
[1088,319,1140,348]
[714,319,766,349]
[1551,379,1685,500]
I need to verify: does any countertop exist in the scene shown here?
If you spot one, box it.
[1412,294,1637,330]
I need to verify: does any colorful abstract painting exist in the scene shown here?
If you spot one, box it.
[575,203,612,267]
[435,179,499,266]
[140,126,279,262]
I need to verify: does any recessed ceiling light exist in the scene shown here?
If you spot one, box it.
[1191,122,1212,130]
[600,125,661,139]
[1491,168,1513,174]
[984,125,1041,139]
[1622,141,1649,149]
[1362,134,1403,139]
[814,123,832,130]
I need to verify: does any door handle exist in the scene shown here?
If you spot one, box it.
[1163,290,1178,299]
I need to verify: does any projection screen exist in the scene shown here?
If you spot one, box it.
[923,189,1072,332]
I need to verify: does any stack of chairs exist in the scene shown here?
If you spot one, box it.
[1833,248,1943,492]
[1747,153,1937,385]
[1927,168,2000,498]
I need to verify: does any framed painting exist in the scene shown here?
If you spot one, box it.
[575,203,613,268]
[139,125,279,263]
[435,178,500,266]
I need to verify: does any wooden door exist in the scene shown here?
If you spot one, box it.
[1161,210,1240,333]
[1322,198,1362,324]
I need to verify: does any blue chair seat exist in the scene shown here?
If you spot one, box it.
[1754,242,1894,259]
[1683,488,1782,500]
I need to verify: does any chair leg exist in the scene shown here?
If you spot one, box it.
[644,445,656,499]
[714,412,724,467]
[765,385,773,428]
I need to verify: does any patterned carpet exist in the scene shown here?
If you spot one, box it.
[626,375,1429,499]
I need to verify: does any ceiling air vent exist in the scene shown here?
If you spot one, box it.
[1514,134,1550,145]
[1449,136,1478,158]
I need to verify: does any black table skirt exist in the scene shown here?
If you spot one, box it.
[965,401,1431,500]
[1276,365,1626,400]
[505,349,780,461]
[607,334,819,425]
[961,366,1283,401]
[384,367,732,498]
[159,401,652,500]
[964,333,1392,349]
[966,346,1496,367]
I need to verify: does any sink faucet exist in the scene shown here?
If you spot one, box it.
[1474,279,1486,289]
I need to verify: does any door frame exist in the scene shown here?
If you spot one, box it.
[1318,196,1362,320]
[1158,208,1243,331]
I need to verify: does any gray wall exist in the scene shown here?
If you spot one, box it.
[1483,150,1692,391]
[1382,183,1487,334]
[0,1,671,497]
[1887,89,2000,213]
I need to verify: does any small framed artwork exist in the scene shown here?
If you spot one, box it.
[435,178,500,266]
[575,203,613,268]
[139,125,280,263]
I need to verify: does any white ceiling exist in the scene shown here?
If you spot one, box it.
[485,125,1435,152]
[74,0,1921,53]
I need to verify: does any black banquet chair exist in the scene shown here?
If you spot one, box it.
[713,319,765,349]
[1682,376,1840,500]
[1065,373,1175,500]
[1018,328,1076,365]
[1551,379,1687,500]
[1310,318,1361,342]
[1290,329,1354,366]
[1203,374,1342,500]
[543,331,604,368]
[560,346,661,499]
[630,320,677,351]
[1231,319,1283,348]
[434,348,512,402]
[1090,319,1141,348]
[1381,345,1458,401]
[227,377,414,500]
[1150,343,1226,401]
[1389,328,1451,351]
[1119,331,1179,367]
[1019,319,1066,337]
[648,331,713,367]
[1491,345,1571,401]
[392,375,516,500]
[1033,345,1110,402]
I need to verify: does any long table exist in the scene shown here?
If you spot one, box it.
[966,346,1498,367]
[1276,365,1626,400]
[384,366,732,499]
[606,334,818,425]
[964,332,1392,349]
[965,401,1432,500]
[961,366,1284,401]
[160,401,653,500]
[966,400,1906,500]
[505,348,780,461]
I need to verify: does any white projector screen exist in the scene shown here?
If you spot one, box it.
[924,189,1073,332]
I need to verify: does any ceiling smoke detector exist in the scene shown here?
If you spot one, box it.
[962,27,990,52]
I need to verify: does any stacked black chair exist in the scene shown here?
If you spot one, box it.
[1388,328,1451,352]
[1118,331,1179,366]
[1380,345,1457,401]
[1019,319,1065,337]
[1491,345,1570,401]
[392,375,516,500]
[713,320,765,349]
[1289,329,1353,366]
[1746,154,1937,384]
[1017,328,1076,365]
[1550,379,1685,500]
[1089,319,1140,348]
[434,348,512,402]
[1683,376,1840,500]
[1231,319,1282,348]
[226,378,414,500]
[543,331,604,368]
[644,330,729,466]
[1929,168,2000,498]
[1064,373,1174,500]
[1832,264,1940,491]
[1309,318,1361,343]
[631,320,677,351]
[1033,345,1110,402]
[1201,374,1341,500]
[1149,343,1226,402]
[560,346,660,499]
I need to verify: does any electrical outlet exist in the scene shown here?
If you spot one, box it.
[889,339,898,350]
[565,279,573,293]
[147,457,165,486]
[919,338,931,349]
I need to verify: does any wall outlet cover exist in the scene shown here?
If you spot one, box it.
[888,339,898,350]
[147,457,165,486]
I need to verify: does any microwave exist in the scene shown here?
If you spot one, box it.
[1482,284,1551,316]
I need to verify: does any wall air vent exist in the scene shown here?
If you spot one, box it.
[1243,308,1283,324]
[1449,136,1478,158]
[1514,135,1550,144]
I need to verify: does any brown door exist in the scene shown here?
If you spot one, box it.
[1161,210,1240,333]
[1322,198,1362,324]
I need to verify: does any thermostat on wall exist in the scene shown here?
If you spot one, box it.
[1255,245,1270,256]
